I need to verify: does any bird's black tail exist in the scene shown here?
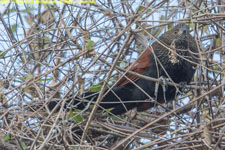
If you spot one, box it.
[47,85,136,115]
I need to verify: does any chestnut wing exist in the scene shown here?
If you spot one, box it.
[116,47,154,86]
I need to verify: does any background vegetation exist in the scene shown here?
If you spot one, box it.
[0,0,224,149]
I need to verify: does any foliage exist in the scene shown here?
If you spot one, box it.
[0,1,224,149]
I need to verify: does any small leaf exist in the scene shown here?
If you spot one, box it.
[212,65,222,72]
[33,53,39,59]
[27,74,33,79]
[191,18,197,23]
[70,112,83,122]
[137,45,142,52]
[168,23,173,30]
[119,61,126,68]
[86,39,94,51]
[21,142,27,148]
[108,112,121,120]
[137,5,145,13]
[160,15,165,21]
[39,78,53,82]
[11,24,17,33]
[0,50,6,58]
[202,25,208,34]
[152,28,161,37]
[4,135,10,142]
[216,38,221,47]
[89,82,103,92]
[21,74,34,81]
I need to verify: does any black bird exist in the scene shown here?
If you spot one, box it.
[48,24,199,115]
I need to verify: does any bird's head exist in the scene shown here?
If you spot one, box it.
[160,23,191,46]
[158,24,198,64]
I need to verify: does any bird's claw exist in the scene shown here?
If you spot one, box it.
[159,76,168,91]
[160,76,169,102]
[154,76,169,99]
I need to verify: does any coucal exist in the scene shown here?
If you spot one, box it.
[48,24,199,115]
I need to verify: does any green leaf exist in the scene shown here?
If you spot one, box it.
[160,15,165,21]
[119,61,126,68]
[39,78,53,82]
[21,142,27,148]
[89,82,103,92]
[43,36,50,47]
[137,5,145,13]
[23,86,34,91]
[86,39,94,50]
[11,24,17,33]
[212,65,222,71]
[189,23,194,29]
[152,27,162,37]
[27,74,33,79]
[0,50,5,58]
[168,23,173,30]
[20,74,34,81]
[107,112,121,120]
[191,18,197,23]
[3,135,10,142]
[216,38,221,47]
[202,25,209,34]
[137,45,142,52]
[70,112,83,122]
